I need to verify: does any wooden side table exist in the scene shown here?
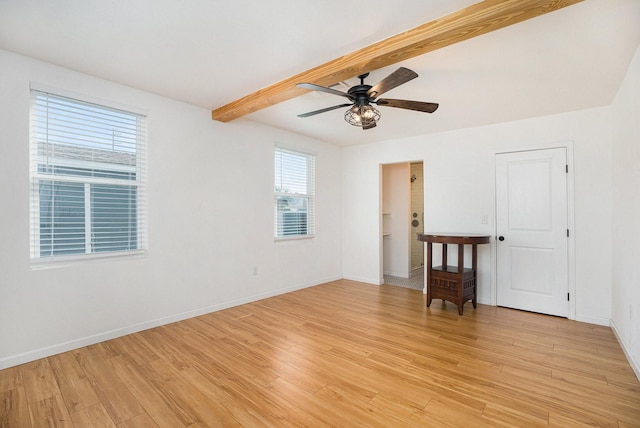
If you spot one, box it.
[417,233,491,315]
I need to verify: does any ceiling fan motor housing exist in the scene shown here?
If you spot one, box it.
[347,84,374,104]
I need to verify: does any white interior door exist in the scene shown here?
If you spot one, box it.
[496,148,568,317]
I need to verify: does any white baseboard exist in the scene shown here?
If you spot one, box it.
[477,297,492,306]
[610,319,640,381]
[575,314,610,326]
[342,274,383,285]
[0,276,341,370]
[384,271,410,279]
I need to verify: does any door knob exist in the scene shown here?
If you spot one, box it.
[498,236,505,241]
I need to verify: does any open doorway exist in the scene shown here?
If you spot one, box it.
[381,161,424,290]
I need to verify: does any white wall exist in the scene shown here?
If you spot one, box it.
[342,107,613,325]
[611,43,640,377]
[0,50,342,369]
[382,163,410,278]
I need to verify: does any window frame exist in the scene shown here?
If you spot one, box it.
[274,146,315,241]
[29,87,147,268]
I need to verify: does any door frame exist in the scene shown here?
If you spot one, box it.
[492,141,576,320]
[379,159,425,286]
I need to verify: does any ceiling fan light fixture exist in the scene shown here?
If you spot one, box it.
[344,104,380,127]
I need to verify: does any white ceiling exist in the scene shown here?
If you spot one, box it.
[1,0,639,146]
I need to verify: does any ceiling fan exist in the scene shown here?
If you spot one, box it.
[296,67,438,130]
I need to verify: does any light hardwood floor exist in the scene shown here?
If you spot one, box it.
[1,279,639,427]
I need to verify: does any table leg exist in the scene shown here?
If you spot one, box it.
[458,243,464,315]
[426,242,432,307]
[472,243,478,309]
[442,243,447,269]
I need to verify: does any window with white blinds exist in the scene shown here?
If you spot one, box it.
[29,90,146,262]
[274,147,315,239]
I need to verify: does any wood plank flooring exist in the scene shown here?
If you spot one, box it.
[1,279,639,427]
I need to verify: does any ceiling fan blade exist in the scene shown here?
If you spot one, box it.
[362,121,377,130]
[376,99,439,113]
[297,83,354,100]
[297,103,353,118]
[366,67,418,100]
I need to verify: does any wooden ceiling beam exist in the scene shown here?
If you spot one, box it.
[211,0,582,122]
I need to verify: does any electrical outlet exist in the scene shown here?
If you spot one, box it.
[481,215,488,225]
[253,266,258,276]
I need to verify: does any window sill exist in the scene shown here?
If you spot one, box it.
[30,249,147,271]
[274,234,315,243]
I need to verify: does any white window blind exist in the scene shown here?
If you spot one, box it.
[29,90,147,261]
[274,147,315,239]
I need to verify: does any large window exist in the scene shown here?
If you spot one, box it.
[274,147,315,239]
[30,90,146,262]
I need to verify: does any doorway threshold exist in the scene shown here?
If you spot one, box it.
[383,273,423,290]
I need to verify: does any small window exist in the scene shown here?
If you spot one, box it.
[274,147,315,239]
[29,90,146,262]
